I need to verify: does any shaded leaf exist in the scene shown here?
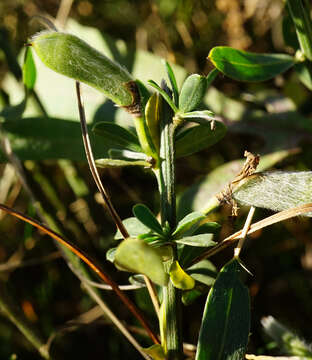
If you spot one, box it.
[209,46,295,82]
[106,247,117,263]
[114,238,168,286]
[295,61,312,90]
[114,217,151,240]
[179,74,207,113]
[175,121,226,158]
[164,60,179,107]
[182,286,206,306]
[233,171,312,216]
[93,121,142,152]
[195,259,250,360]
[143,344,166,360]
[132,204,164,235]
[187,260,217,286]
[169,260,195,290]
[173,211,206,238]
[175,234,216,247]
[0,98,27,122]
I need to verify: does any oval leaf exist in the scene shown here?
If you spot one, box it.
[173,211,206,238]
[30,31,133,106]
[175,234,216,247]
[187,260,217,286]
[209,46,295,82]
[169,260,195,290]
[114,238,168,286]
[23,47,37,90]
[93,122,142,152]
[175,121,226,158]
[133,204,164,235]
[233,171,312,216]
[195,259,250,360]
[179,74,207,113]
[114,217,151,240]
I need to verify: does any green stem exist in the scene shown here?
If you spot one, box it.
[287,0,312,61]
[154,84,182,359]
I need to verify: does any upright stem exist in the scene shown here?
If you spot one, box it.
[155,87,182,359]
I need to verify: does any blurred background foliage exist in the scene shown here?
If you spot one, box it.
[0,0,312,359]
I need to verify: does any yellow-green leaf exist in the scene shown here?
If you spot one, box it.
[169,260,195,290]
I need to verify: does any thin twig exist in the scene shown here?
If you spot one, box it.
[191,203,312,265]
[234,206,256,258]
[143,275,160,317]
[0,203,160,345]
[56,0,74,29]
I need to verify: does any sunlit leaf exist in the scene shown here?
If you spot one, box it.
[179,74,207,113]
[169,260,195,290]
[173,211,206,238]
[133,204,164,235]
[114,217,151,240]
[23,47,37,91]
[209,46,295,82]
[175,234,216,247]
[95,158,150,168]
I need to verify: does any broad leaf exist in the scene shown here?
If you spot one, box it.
[233,171,312,216]
[169,260,195,290]
[93,121,142,152]
[175,121,226,158]
[175,234,216,247]
[187,260,217,286]
[179,74,207,113]
[209,46,295,82]
[114,217,151,240]
[114,238,168,286]
[132,204,164,235]
[195,259,250,360]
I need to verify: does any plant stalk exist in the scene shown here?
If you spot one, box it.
[154,84,183,359]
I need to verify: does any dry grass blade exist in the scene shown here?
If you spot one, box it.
[191,203,312,265]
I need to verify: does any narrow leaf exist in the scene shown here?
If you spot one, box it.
[109,149,150,161]
[148,80,178,113]
[143,344,166,360]
[233,171,312,216]
[93,122,142,152]
[164,60,179,107]
[209,46,295,82]
[145,92,161,153]
[114,217,151,240]
[173,211,206,237]
[175,234,216,247]
[114,238,168,286]
[133,204,164,235]
[23,47,37,90]
[96,158,150,168]
[295,61,312,90]
[169,260,195,290]
[195,259,250,360]
[175,121,226,158]
[206,68,219,88]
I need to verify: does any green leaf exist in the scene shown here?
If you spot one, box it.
[148,80,178,113]
[206,68,219,88]
[169,260,195,290]
[0,98,27,122]
[208,46,295,82]
[109,149,149,161]
[145,92,161,153]
[30,31,133,106]
[175,234,216,247]
[164,60,179,107]
[187,260,217,286]
[182,286,205,306]
[179,110,215,123]
[295,61,312,90]
[106,247,117,263]
[143,344,166,360]
[233,170,312,216]
[23,47,37,91]
[95,158,150,168]
[114,217,151,240]
[179,74,207,113]
[175,121,226,158]
[132,204,164,235]
[173,211,206,238]
[195,259,250,360]
[93,122,142,152]
[114,238,168,286]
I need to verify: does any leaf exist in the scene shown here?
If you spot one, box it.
[164,60,179,107]
[145,92,161,153]
[95,158,150,168]
[233,171,312,216]
[143,344,166,360]
[147,80,178,113]
[177,149,300,219]
[93,121,142,152]
[179,74,207,113]
[195,259,250,360]
[0,117,112,161]
[208,46,295,82]
[106,247,117,263]
[173,211,206,238]
[30,31,133,106]
[175,234,216,247]
[169,260,195,290]
[114,238,168,286]
[187,260,217,286]
[295,61,312,90]
[23,47,36,91]
[114,217,151,240]
[175,121,226,158]
[109,149,149,161]
[132,204,164,235]
[182,286,205,306]
[0,98,27,122]
[206,68,219,88]
[179,110,215,124]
